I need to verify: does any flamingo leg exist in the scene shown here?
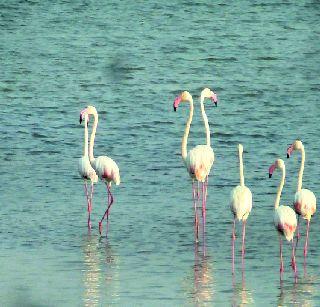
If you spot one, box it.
[202,182,206,228]
[241,220,246,269]
[84,181,91,230]
[98,183,114,236]
[304,219,310,259]
[295,215,300,253]
[291,239,297,280]
[232,218,236,275]
[192,181,199,242]
[279,235,284,280]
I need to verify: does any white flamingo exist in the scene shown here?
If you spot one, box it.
[78,111,98,230]
[173,89,217,240]
[269,159,297,280]
[287,140,316,259]
[230,144,252,273]
[81,106,120,236]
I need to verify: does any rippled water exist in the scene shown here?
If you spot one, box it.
[1,1,320,306]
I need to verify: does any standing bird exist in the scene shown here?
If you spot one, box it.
[173,89,217,240]
[286,140,316,259]
[78,111,98,230]
[230,144,252,273]
[80,106,120,236]
[269,159,297,280]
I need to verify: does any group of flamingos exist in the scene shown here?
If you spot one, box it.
[78,88,316,281]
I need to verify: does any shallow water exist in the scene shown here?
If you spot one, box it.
[1,1,320,306]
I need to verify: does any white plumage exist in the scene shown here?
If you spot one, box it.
[294,189,316,220]
[274,206,297,241]
[186,144,214,182]
[230,185,252,221]
[91,156,120,186]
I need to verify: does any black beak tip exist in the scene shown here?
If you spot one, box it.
[174,107,177,112]
[79,116,82,124]
[287,153,290,159]
[269,173,272,178]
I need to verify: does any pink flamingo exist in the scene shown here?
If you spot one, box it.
[269,159,297,280]
[79,111,98,230]
[287,140,316,259]
[81,106,120,236]
[173,89,217,240]
[230,144,252,274]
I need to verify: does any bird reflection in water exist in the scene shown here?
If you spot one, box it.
[192,236,214,305]
[278,274,316,306]
[232,269,254,306]
[82,235,119,306]
[83,235,101,307]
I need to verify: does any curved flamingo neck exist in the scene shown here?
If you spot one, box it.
[83,114,89,157]
[182,98,194,161]
[297,146,305,191]
[200,97,210,146]
[239,148,244,186]
[275,166,285,209]
[89,111,98,163]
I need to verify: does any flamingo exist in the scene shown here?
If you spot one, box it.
[269,159,297,280]
[78,111,98,230]
[80,106,120,236]
[286,140,316,259]
[230,144,252,273]
[173,89,217,240]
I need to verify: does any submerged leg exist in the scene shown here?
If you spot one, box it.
[192,181,199,242]
[279,235,284,280]
[304,219,310,259]
[232,218,236,275]
[241,220,246,269]
[84,181,91,230]
[291,239,297,280]
[98,183,114,236]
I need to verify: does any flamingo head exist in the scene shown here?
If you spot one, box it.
[287,139,303,158]
[173,91,192,111]
[79,109,89,126]
[201,88,218,106]
[269,159,284,178]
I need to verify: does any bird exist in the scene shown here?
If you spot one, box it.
[269,159,297,280]
[173,89,217,240]
[286,140,316,259]
[78,110,98,230]
[230,144,252,273]
[80,106,120,236]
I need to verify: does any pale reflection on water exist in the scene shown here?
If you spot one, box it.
[82,235,120,306]
[277,274,317,307]
[190,237,214,306]
[231,273,254,307]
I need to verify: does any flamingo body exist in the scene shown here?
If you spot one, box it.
[92,156,120,185]
[230,185,252,221]
[274,205,297,241]
[78,156,98,183]
[294,189,316,220]
[186,145,214,182]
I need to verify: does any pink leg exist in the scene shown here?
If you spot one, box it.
[202,182,206,227]
[279,235,284,280]
[241,220,246,269]
[291,239,297,280]
[84,181,91,230]
[232,218,236,275]
[192,181,199,242]
[98,183,114,236]
[295,215,300,254]
[304,219,310,259]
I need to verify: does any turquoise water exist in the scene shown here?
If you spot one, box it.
[1,1,319,305]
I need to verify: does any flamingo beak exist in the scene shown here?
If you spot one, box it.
[269,173,272,178]
[79,115,83,124]
[174,106,177,112]
[211,93,218,107]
